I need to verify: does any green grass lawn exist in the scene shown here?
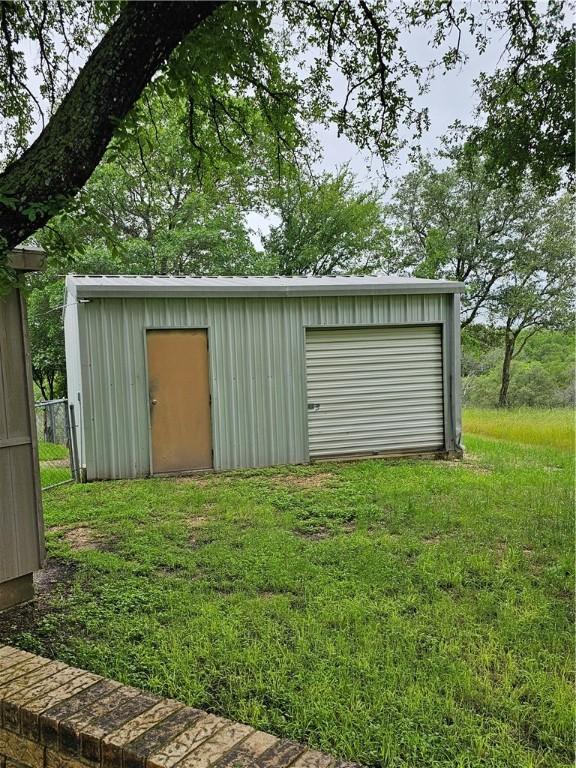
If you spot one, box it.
[6,414,573,767]
[38,440,69,461]
[39,464,72,488]
[37,441,71,488]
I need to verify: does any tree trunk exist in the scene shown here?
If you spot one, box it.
[0,1,222,255]
[47,373,56,401]
[498,331,516,408]
[35,376,48,401]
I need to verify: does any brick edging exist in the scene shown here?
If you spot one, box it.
[0,646,360,768]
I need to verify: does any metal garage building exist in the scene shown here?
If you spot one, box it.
[64,275,464,480]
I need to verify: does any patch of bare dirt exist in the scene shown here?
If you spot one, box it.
[494,541,508,557]
[461,452,482,463]
[271,472,334,489]
[52,525,111,551]
[435,453,492,475]
[423,534,443,545]
[174,474,217,486]
[0,558,77,646]
[522,546,534,557]
[188,515,208,528]
[294,526,331,540]
[34,559,77,596]
[186,514,209,548]
[341,521,356,534]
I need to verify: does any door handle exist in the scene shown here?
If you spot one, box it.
[151,399,158,405]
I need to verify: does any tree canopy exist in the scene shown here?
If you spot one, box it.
[3,1,572,408]
[27,277,67,400]
[485,193,574,405]
[0,0,572,276]
[40,94,278,276]
[386,143,544,326]
[387,143,574,405]
[468,3,574,191]
[263,169,390,275]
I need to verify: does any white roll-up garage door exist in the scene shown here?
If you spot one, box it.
[305,325,445,458]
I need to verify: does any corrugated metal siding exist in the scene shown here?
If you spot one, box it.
[75,293,454,479]
[305,326,445,458]
[63,299,84,467]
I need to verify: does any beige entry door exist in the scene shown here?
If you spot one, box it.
[147,329,213,473]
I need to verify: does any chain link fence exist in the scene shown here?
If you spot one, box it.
[35,399,79,490]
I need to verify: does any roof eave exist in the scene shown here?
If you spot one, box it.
[73,282,466,299]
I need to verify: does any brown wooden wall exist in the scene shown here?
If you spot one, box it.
[0,285,44,583]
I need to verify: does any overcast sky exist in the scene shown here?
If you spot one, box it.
[248,23,504,244]
[16,6,506,247]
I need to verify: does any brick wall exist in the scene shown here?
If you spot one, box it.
[0,646,359,768]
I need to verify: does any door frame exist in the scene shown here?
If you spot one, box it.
[301,321,447,461]
[143,325,215,476]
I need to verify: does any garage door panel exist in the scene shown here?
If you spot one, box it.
[311,403,444,419]
[306,340,441,355]
[308,355,442,381]
[308,378,444,396]
[311,441,444,457]
[311,430,444,447]
[307,335,441,347]
[310,412,445,428]
[309,390,445,405]
[306,325,445,457]
[310,427,445,445]
[308,367,442,384]
[306,328,440,345]
[306,325,439,338]
[309,414,445,430]
[306,355,443,369]
[310,435,445,450]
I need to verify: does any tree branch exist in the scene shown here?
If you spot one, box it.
[512,327,540,359]
[0,0,222,254]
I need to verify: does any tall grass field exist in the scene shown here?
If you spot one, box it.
[464,408,574,452]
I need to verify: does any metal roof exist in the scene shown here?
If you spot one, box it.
[66,274,465,298]
[12,243,45,253]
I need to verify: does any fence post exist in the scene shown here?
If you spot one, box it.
[49,401,56,443]
[68,403,81,483]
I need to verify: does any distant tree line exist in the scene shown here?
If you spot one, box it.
[385,138,573,407]
[462,327,574,409]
